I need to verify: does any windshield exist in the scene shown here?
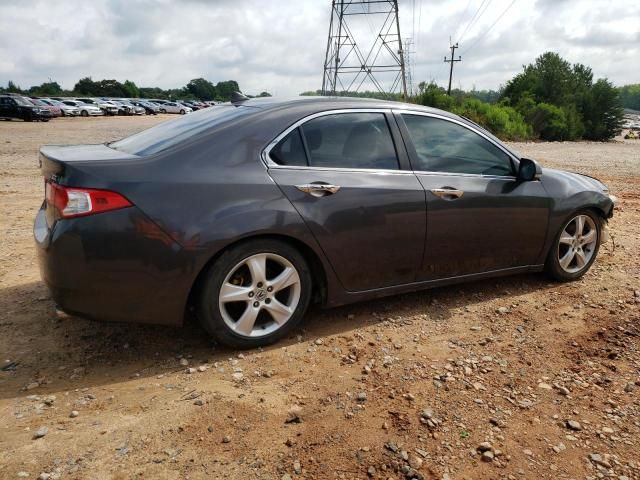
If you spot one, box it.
[14,96,33,106]
[109,105,256,156]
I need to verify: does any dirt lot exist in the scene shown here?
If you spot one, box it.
[1,115,639,480]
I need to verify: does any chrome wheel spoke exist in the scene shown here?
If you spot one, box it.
[220,283,252,303]
[559,250,575,270]
[264,299,292,325]
[270,266,298,293]
[559,231,574,245]
[234,305,260,335]
[246,254,267,286]
[580,229,596,246]
[575,216,585,236]
[574,249,587,268]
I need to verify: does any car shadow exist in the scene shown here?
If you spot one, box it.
[0,274,555,400]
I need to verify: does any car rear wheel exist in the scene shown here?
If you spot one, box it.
[197,240,312,348]
[160,109,166,114]
[545,210,601,281]
[81,110,88,117]
[180,109,185,115]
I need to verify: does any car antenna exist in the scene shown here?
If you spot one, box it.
[230,91,250,105]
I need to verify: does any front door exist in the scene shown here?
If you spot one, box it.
[267,111,426,292]
[396,112,550,280]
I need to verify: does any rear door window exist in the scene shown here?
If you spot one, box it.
[269,112,399,170]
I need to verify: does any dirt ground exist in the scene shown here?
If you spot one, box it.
[1,115,639,480]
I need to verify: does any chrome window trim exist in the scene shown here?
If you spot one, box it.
[393,109,518,179]
[262,108,402,172]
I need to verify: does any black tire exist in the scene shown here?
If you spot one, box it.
[197,239,312,349]
[160,109,166,114]
[180,109,185,115]
[81,110,89,117]
[545,209,602,282]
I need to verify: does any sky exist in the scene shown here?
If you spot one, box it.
[0,0,638,96]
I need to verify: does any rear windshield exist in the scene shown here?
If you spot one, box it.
[109,105,254,156]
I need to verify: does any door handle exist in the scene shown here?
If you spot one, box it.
[296,183,341,197]
[430,188,464,200]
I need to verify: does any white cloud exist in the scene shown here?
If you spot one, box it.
[0,0,637,95]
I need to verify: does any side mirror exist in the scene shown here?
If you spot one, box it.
[517,158,542,181]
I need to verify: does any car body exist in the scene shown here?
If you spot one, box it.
[158,102,192,114]
[75,98,119,116]
[29,98,62,117]
[34,97,615,348]
[0,94,52,121]
[61,100,103,117]
[117,100,145,115]
[130,100,159,115]
[41,99,80,117]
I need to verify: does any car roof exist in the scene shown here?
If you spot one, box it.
[235,95,460,120]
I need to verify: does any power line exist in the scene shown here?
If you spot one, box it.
[458,0,493,44]
[461,0,518,55]
[453,0,474,41]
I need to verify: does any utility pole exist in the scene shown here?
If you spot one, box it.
[322,0,408,99]
[444,42,461,95]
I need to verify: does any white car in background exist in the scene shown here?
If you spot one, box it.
[41,99,80,116]
[158,102,192,114]
[75,98,119,116]
[61,100,104,117]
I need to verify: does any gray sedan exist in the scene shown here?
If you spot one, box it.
[34,96,615,348]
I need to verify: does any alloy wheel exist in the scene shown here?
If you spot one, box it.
[218,253,301,338]
[557,214,598,273]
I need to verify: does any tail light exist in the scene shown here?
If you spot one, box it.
[45,181,132,219]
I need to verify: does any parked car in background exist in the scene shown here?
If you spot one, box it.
[29,98,62,117]
[41,99,80,117]
[130,100,159,115]
[61,100,103,117]
[75,98,119,116]
[0,95,51,121]
[158,102,192,114]
[117,100,145,115]
[33,97,616,348]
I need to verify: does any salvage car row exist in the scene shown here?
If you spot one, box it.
[0,93,214,122]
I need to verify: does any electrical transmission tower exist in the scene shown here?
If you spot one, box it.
[321,0,408,99]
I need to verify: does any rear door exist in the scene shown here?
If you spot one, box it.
[396,112,550,280]
[266,110,426,292]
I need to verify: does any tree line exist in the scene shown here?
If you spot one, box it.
[0,77,272,102]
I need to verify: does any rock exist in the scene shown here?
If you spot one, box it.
[537,382,552,390]
[69,410,79,418]
[33,426,48,439]
[186,367,196,374]
[552,443,566,453]
[566,420,582,431]
[409,455,423,469]
[26,382,39,390]
[602,427,614,434]
[496,307,509,314]
[222,435,231,443]
[285,405,303,424]
[179,358,189,366]
[17,473,29,478]
[193,399,204,406]
[356,392,367,402]
[197,365,207,372]
[589,453,612,469]
[38,474,51,480]
[367,466,376,477]
[281,474,293,480]
[231,372,244,382]
[477,442,493,452]
[523,449,534,457]
[420,408,433,419]
[481,451,495,462]
[555,385,570,396]
[293,459,302,474]
[314,338,324,345]
[624,382,634,393]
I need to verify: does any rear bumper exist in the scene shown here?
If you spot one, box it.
[34,205,196,327]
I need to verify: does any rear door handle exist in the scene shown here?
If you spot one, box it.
[430,188,464,200]
[296,183,341,197]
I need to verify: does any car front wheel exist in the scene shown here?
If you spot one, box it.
[197,240,312,349]
[179,109,185,114]
[545,210,601,281]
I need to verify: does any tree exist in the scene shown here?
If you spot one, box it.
[257,91,272,97]
[122,80,140,98]
[618,84,640,110]
[7,80,22,93]
[214,80,240,101]
[74,77,98,95]
[582,79,623,140]
[186,78,217,101]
